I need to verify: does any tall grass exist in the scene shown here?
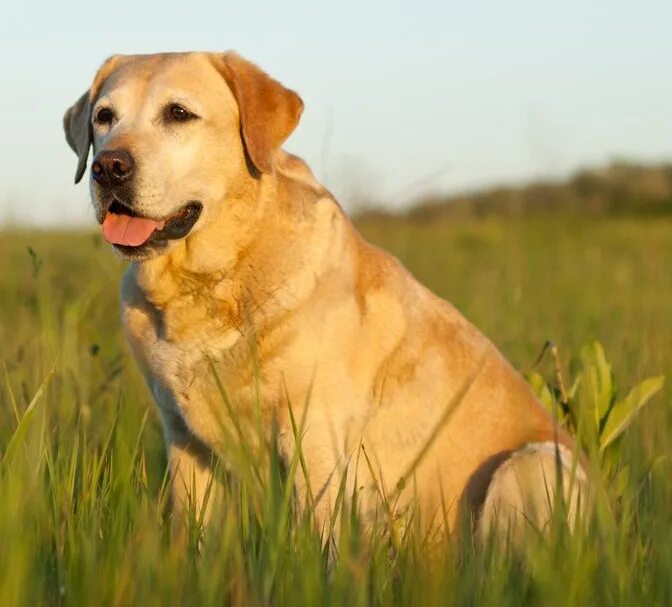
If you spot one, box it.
[1,216,670,605]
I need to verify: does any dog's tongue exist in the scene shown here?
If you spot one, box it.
[102,213,164,246]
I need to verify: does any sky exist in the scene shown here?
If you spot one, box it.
[1,0,671,225]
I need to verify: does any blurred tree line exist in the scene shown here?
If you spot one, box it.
[360,161,672,220]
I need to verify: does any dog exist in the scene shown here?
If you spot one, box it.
[63,51,586,542]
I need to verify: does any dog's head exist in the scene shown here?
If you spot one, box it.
[63,52,303,260]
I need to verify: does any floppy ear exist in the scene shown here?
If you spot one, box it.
[63,91,92,184]
[63,55,128,184]
[214,52,304,174]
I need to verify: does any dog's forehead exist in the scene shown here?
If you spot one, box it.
[97,53,231,107]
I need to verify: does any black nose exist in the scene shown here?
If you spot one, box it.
[91,149,135,185]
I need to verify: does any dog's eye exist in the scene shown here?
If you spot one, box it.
[94,107,115,125]
[166,103,197,123]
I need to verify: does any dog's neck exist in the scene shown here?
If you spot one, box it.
[131,167,353,343]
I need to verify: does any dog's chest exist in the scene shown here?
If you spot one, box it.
[148,332,221,409]
[122,290,250,445]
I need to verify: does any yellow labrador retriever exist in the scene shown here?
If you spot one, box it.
[63,51,585,541]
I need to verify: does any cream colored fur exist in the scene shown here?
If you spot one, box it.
[63,51,587,539]
[478,442,587,544]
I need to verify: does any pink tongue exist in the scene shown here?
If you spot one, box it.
[102,213,165,246]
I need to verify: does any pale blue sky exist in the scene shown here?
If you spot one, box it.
[1,1,671,225]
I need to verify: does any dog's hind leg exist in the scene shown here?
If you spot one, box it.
[476,441,588,546]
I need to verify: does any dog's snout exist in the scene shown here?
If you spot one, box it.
[91,150,135,186]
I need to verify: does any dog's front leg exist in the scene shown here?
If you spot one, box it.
[160,409,221,538]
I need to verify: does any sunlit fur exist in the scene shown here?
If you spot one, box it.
[64,51,587,539]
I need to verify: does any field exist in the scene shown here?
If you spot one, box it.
[1,214,671,605]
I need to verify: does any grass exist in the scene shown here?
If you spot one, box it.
[1,214,671,605]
